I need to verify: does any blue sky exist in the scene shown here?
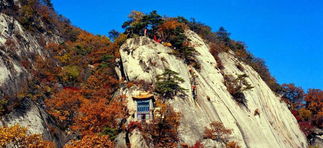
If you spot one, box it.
[52,0,323,90]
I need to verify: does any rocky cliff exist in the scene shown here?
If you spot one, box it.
[116,30,308,148]
[0,1,65,146]
[0,1,311,147]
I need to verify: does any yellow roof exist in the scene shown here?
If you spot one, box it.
[133,92,154,99]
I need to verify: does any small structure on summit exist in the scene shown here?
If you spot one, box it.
[133,92,155,121]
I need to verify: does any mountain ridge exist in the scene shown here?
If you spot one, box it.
[0,1,321,147]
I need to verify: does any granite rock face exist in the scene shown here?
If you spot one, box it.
[0,1,309,146]
[0,13,61,96]
[0,99,66,147]
[0,6,64,146]
[117,30,308,148]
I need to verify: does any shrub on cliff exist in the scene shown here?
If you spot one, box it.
[203,121,232,143]
[179,18,282,94]
[122,11,198,67]
[155,69,187,99]
[142,101,181,147]
[157,18,197,65]
[224,74,253,106]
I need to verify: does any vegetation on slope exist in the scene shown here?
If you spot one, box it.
[0,125,54,147]
[0,1,321,146]
[1,0,129,146]
[37,30,128,146]
[280,84,322,145]
[122,11,198,67]
[1,0,78,40]
[155,69,187,99]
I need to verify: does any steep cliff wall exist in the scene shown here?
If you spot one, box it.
[118,30,308,148]
[0,5,64,146]
[0,1,310,146]
[0,13,60,96]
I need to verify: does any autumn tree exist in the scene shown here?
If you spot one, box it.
[122,12,197,65]
[83,69,120,99]
[298,108,312,121]
[157,20,188,41]
[45,88,86,128]
[157,18,196,64]
[144,10,164,35]
[280,84,305,107]
[14,0,74,36]
[142,101,181,147]
[0,125,54,148]
[186,18,216,42]
[64,134,114,148]
[190,141,204,148]
[122,10,146,36]
[304,89,323,128]
[203,121,232,143]
[71,97,127,135]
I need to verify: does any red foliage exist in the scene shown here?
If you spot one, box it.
[0,125,54,147]
[209,42,224,69]
[226,141,240,148]
[287,89,322,138]
[65,134,114,148]
[291,110,302,121]
[254,109,260,116]
[45,89,86,126]
[142,102,181,148]
[20,60,32,70]
[157,20,188,41]
[71,97,127,135]
[305,89,323,128]
[127,121,142,132]
[298,121,314,136]
[190,141,204,148]
[63,87,81,91]
[203,121,232,142]
[5,39,16,50]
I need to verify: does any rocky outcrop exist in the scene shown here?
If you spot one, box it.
[0,98,66,147]
[310,128,323,147]
[0,1,309,146]
[117,30,308,148]
[0,5,64,146]
[0,13,60,96]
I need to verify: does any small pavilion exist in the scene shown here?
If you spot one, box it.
[133,92,155,121]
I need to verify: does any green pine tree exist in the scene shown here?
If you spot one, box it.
[155,69,187,99]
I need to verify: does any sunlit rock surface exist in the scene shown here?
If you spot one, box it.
[0,10,64,146]
[118,30,307,148]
